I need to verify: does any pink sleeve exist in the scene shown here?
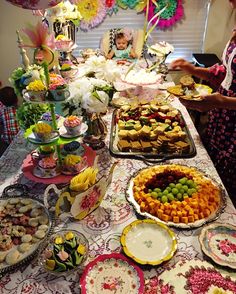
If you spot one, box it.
[207,63,226,90]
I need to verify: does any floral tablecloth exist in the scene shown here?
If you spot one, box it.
[0,98,236,294]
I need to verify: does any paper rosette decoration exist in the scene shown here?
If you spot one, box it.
[147,0,184,29]
[74,0,107,31]
[5,0,62,10]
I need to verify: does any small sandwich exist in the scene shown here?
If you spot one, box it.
[180,75,195,90]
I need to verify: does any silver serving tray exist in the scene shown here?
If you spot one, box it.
[109,109,196,163]
[126,164,227,229]
[0,184,55,276]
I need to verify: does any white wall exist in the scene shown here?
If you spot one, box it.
[0,0,235,86]
[0,1,38,86]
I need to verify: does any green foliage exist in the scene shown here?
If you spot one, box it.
[16,102,49,130]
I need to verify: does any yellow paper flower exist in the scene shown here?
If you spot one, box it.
[63,154,81,166]
[69,167,98,192]
[34,123,52,134]
[55,236,63,244]
[46,259,56,270]
[26,80,47,91]
[65,232,74,240]
[77,244,86,255]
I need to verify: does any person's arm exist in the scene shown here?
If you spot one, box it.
[106,49,115,59]
[179,92,236,112]
[129,47,137,59]
[170,58,212,81]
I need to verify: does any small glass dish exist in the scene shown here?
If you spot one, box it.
[39,229,89,276]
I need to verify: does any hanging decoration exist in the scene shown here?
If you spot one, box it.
[105,0,118,15]
[147,0,184,29]
[73,0,107,31]
[5,0,62,10]
[116,0,140,10]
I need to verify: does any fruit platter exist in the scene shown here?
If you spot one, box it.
[109,102,196,161]
[0,194,54,275]
[126,164,226,228]
[39,230,88,275]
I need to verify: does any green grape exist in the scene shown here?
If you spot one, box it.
[187,189,194,196]
[163,190,169,195]
[166,187,172,192]
[157,192,163,198]
[176,193,183,200]
[161,196,168,203]
[167,194,175,202]
[154,188,161,193]
[179,188,185,194]
[148,189,152,193]
[179,177,187,185]
[183,193,189,198]
[151,192,158,198]
[176,183,182,190]
[169,183,175,188]
[191,188,197,194]
[183,185,189,192]
[186,179,194,188]
[172,188,179,195]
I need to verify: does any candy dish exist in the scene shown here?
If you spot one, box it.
[126,164,226,229]
[121,219,177,265]
[199,222,236,269]
[59,123,88,138]
[80,253,145,294]
[0,194,54,276]
[39,230,88,276]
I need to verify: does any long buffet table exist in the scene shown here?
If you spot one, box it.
[0,92,236,293]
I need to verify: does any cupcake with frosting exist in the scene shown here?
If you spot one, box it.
[63,116,82,136]
[41,112,60,127]
[61,141,85,157]
[62,154,87,175]
[33,123,55,142]
[38,157,57,177]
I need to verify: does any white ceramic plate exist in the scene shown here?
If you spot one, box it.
[121,219,177,265]
[28,131,59,145]
[199,222,236,269]
[59,123,88,138]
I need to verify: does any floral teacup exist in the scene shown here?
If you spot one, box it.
[49,87,70,101]
[23,89,47,102]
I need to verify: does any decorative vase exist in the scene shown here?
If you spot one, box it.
[83,112,108,150]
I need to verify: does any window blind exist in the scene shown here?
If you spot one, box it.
[74,0,210,62]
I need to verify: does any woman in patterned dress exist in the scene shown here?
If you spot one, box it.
[171,0,236,202]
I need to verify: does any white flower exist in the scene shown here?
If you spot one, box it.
[46,1,82,22]
[148,41,174,56]
[81,91,109,113]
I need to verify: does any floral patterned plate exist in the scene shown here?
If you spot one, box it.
[157,259,236,294]
[121,219,177,265]
[199,222,236,269]
[80,253,144,294]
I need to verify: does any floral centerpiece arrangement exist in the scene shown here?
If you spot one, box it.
[9,64,47,97]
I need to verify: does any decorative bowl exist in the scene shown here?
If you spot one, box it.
[39,229,89,276]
